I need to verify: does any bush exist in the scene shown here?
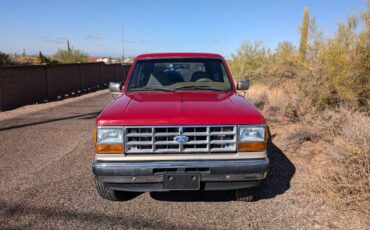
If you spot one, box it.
[318,109,370,214]
[229,4,369,110]
[235,3,370,213]
[0,51,12,65]
[53,49,88,63]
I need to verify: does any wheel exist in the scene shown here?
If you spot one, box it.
[235,188,254,202]
[95,179,137,201]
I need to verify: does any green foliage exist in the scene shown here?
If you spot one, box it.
[53,49,88,63]
[0,51,12,65]
[229,4,369,109]
[229,41,270,82]
[309,9,370,108]
[229,40,304,85]
[299,7,310,60]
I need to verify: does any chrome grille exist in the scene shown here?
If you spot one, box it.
[125,126,237,154]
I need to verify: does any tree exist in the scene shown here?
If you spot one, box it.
[275,41,297,59]
[299,7,309,60]
[53,49,88,63]
[0,51,12,65]
[229,41,270,82]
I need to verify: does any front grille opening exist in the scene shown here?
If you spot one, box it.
[127,128,152,134]
[155,127,179,134]
[156,145,179,150]
[210,135,234,141]
[210,126,234,133]
[223,126,234,132]
[127,136,152,142]
[155,136,176,142]
[188,136,207,141]
[211,127,222,133]
[184,144,207,149]
[210,143,235,150]
[183,127,207,133]
[127,145,152,151]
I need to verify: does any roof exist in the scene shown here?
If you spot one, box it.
[136,53,223,60]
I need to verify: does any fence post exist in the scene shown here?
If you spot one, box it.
[99,62,103,86]
[44,64,49,101]
[0,81,3,111]
[79,63,82,92]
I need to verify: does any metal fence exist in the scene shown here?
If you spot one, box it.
[0,63,131,111]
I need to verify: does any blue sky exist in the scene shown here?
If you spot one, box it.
[0,0,366,58]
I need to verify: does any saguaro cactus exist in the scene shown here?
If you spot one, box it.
[299,7,309,60]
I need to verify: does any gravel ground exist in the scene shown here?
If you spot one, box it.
[0,91,368,230]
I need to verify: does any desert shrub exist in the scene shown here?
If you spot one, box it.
[0,51,12,65]
[237,3,370,213]
[53,49,88,63]
[229,41,271,83]
[308,13,370,109]
[245,83,303,122]
[229,4,370,110]
[318,109,370,213]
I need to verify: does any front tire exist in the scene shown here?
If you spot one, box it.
[235,188,254,202]
[95,179,137,201]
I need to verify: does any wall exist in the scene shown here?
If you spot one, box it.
[0,63,131,111]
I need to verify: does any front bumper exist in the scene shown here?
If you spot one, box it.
[92,158,270,192]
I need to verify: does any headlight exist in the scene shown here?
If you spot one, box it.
[239,126,265,142]
[94,127,124,153]
[97,128,124,144]
[238,125,267,152]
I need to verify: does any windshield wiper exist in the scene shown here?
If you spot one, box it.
[128,86,174,92]
[173,85,229,91]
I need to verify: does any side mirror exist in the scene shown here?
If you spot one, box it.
[237,80,250,90]
[109,82,123,99]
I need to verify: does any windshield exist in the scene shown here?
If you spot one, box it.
[127,58,233,92]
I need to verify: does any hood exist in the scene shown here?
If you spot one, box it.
[97,91,265,126]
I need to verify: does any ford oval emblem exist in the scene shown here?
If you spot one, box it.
[174,135,189,143]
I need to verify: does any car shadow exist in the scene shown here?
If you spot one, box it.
[0,201,204,230]
[150,128,296,202]
[0,111,101,131]
[253,140,296,201]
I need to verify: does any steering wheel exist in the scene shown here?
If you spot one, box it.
[196,78,213,82]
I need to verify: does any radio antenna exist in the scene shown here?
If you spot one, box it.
[121,24,125,62]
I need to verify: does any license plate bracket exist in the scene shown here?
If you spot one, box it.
[164,174,200,190]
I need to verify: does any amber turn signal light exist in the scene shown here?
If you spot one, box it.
[95,144,124,153]
[238,142,266,151]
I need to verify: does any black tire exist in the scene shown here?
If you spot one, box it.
[95,179,137,201]
[235,188,254,202]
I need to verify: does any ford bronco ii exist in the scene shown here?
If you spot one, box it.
[93,53,269,201]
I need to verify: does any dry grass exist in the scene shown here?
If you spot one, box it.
[245,83,302,122]
[285,128,320,146]
[318,109,370,214]
[246,85,370,214]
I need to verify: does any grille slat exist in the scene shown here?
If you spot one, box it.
[125,126,237,154]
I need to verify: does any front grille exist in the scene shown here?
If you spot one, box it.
[125,126,237,154]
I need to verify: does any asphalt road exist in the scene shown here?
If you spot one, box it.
[0,90,341,229]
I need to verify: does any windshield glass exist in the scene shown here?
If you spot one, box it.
[127,58,233,92]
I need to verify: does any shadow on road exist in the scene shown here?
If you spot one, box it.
[0,202,203,230]
[254,141,296,201]
[0,111,101,131]
[150,137,295,202]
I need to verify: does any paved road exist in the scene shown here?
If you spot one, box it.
[0,90,324,229]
